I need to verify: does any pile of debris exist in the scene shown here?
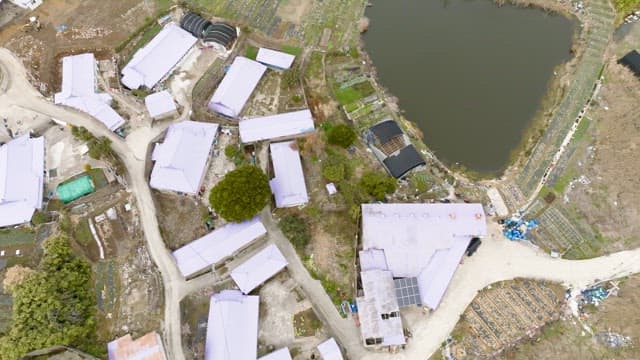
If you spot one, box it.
[581,286,610,306]
[502,216,538,241]
[595,331,632,348]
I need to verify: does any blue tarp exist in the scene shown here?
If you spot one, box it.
[503,217,538,241]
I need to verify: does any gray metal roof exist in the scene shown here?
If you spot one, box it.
[369,119,403,145]
[382,144,426,178]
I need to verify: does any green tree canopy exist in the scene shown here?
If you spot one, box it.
[0,234,97,359]
[359,171,397,201]
[327,124,357,148]
[209,166,271,222]
[321,150,351,182]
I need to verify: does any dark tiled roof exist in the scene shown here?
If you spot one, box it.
[383,145,426,178]
[369,119,403,145]
[203,23,237,49]
[180,12,212,38]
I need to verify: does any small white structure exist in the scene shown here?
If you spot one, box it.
[239,109,315,143]
[145,90,178,120]
[361,203,486,310]
[172,217,267,278]
[121,23,197,90]
[317,338,343,360]
[205,290,259,360]
[486,187,509,217]
[258,348,292,360]
[0,135,44,228]
[325,183,337,195]
[230,244,287,294]
[9,0,42,10]
[256,48,295,70]
[150,121,219,194]
[269,141,308,208]
[208,57,267,118]
[54,53,125,131]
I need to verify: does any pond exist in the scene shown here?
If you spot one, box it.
[363,0,576,174]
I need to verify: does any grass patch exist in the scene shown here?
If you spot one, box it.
[74,219,93,246]
[613,0,640,15]
[0,228,36,247]
[572,117,591,143]
[87,168,108,190]
[245,45,259,60]
[552,170,576,193]
[333,81,375,105]
[293,308,322,337]
[282,45,302,56]
[95,260,117,313]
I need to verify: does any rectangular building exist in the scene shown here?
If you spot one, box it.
[121,23,197,89]
[239,109,315,143]
[230,243,287,294]
[54,53,125,131]
[206,290,259,360]
[145,90,178,120]
[256,48,295,70]
[107,332,167,360]
[208,57,266,118]
[172,217,267,278]
[269,141,308,208]
[0,135,44,228]
[316,338,343,360]
[150,121,219,194]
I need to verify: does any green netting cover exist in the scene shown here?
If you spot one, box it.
[57,175,95,203]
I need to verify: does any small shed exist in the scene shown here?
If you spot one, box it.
[145,91,177,120]
[256,48,295,70]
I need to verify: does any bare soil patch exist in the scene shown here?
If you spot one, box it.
[276,0,313,25]
[153,191,208,251]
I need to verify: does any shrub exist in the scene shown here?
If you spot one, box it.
[327,124,357,148]
[321,150,351,182]
[30,211,47,226]
[359,171,397,201]
[209,166,271,222]
[279,215,311,250]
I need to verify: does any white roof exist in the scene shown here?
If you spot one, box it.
[269,141,308,208]
[239,109,315,143]
[256,48,295,70]
[361,203,487,309]
[205,290,259,360]
[357,269,405,346]
[258,348,292,360]
[54,53,125,131]
[150,121,219,194]
[317,338,343,360]
[359,249,388,271]
[121,23,197,89]
[145,90,177,119]
[172,217,267,277]
[208,57,267,118]
[230,244,287,294]
[0,135,44,227]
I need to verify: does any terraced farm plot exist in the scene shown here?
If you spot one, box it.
[450,279,565,358]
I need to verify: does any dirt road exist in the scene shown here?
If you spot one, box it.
[2,46,639,360]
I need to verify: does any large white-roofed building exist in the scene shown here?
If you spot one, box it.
[239,109,315,143]
[54,53,125,131]
[269,141,308,208]
[150,120,219,194]
[258,348,292,360]
[208,56,267,118]
[121,23,197,90]
[205,290,259,360]
[230,244,287,294]
[9,0,42,10]
[256,48,295,70]
[172,217,267,278]
[145,90,178,120]
[361,203,486,310]
[316,338,343,360]
[0,135,44,228]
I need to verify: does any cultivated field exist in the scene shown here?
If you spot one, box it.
[442,279,565,359]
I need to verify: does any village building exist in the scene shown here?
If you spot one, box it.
[0,134,44,228]
[256,48,295,70]
[172,217,267,278]
[145,90,178,120]
[208,56,266,118]
[107,332,167,360]
[205,290,259,360]
[269,141,309,208]
[316,338,344,360]
[149,121,219,194]
[230,243,288,294]
[121,23,197,90]
[54,53,125,131]
[239,109,315,143]
[365,119,426,178]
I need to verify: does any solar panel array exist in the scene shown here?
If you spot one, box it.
[394,277,421,307]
